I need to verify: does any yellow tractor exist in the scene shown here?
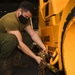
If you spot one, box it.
[38,0,75,75]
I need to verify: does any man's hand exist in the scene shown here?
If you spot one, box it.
[42,49,48,55]
[35,56,43,64]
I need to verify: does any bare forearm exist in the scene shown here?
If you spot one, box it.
[31,32,46,50]
[18,41,37,59]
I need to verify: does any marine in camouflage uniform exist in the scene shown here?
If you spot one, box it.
[0,1,46,75]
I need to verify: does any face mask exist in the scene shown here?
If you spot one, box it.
[18,15,29,24]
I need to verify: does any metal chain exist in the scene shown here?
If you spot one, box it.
[38,60,46,75]
[38,52,47,75]
[38,51,58,75]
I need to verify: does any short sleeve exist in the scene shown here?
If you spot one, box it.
[20,19,31,30]
[24,19,31,27]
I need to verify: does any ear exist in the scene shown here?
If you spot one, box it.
[18,9,22,16]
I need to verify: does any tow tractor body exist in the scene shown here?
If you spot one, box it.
[38,0,75,75]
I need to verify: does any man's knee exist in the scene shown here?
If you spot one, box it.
[0,34,19,58]
[7,34,19,46]
[0,33,19,47]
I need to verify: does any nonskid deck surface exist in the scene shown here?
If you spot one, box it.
[0,54,64,75]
